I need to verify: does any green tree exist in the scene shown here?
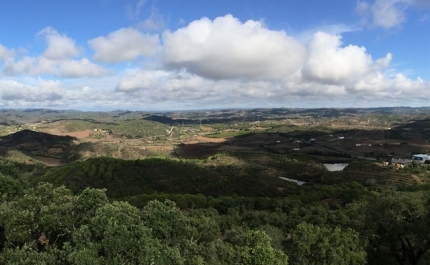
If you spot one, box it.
[236,230,288,265]
[0,183,76,249]
[0,173,22,203]
[289,222,366,265]
[68,201,182,265]
[347,190,430,265]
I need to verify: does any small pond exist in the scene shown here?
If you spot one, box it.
[322,163,349,171]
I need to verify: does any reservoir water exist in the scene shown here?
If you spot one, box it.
[323,163,349,171]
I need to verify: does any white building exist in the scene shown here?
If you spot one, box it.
[411,154,430,163]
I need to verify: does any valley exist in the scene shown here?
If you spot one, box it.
[2,107,430,264]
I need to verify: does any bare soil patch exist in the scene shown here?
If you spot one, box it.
[145,145,174,151]
[34,156,61,166]
[411,174,424,184]
[43,128,93,140]
[58,130,92,139]
[194,136,227,143]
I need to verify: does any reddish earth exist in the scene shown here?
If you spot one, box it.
[58,130,92,139]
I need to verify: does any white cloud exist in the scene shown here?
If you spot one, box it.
[116,70,162,92]
[2,27,112,78]
[302,32,391,85]
[0,44,15,61]
[116,70,219,101]
[38,27,81,60]
[3,56,112,78]
[0,77,123,109]
[2,15,430,109]
[106,15,430,108]
[57,58,114,77]
[0,79,64,102]
[162,14,306,80]
[89,28,159,63]
[357,0,413,29]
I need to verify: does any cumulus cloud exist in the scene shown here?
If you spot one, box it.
[357,0,413,29]
[3,56,112,78]
[2,15,430,109]
[58,58,114,77]
[352,72,427,97]
[89,28,159,63]
[115,70,161,92]
[0,79,64,102]
[38,27,81,60]
[116,70,220,102]
[162,14,306,80]
[114,68,358,108]
[2,27,112,78]
[107,15,430,108]
[302,32,391,85]
[0,77,123,109]
[0,44,15,61]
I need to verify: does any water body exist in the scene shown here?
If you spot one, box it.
[279,177,306,185]
[323,163,349,171]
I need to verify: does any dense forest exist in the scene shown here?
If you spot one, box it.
[1,157,430,265]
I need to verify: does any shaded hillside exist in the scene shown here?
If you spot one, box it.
[35,156,327,199]
[144,115,176,124]
[0,129,76,146]
[0,130,76,160]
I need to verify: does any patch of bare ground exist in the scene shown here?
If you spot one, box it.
[42,128,93,140]
[194,136,227,143]
[411,174,424,184]
[58,130,92,139]
[33,156,61,166]
[145,145,174,152]
[250,126,267,130]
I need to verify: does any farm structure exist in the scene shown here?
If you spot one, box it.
[412,154,430,163]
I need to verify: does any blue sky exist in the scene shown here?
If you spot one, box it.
[0,0,429,110]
